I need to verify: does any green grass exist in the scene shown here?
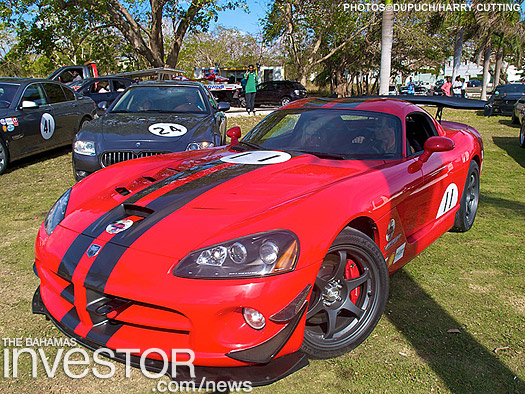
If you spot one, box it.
[0,111,523,393]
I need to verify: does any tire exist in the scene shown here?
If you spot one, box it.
[451,161,480,232]
[512,112,519,124]
[301,228,389,359]
[280,96,291,107]
[520,124,525,149]
[0,138,8,175]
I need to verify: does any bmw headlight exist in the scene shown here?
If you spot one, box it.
[186,141,214,151]
[173,230,299,279]
[74,140,96,156]
[44,189,71,235]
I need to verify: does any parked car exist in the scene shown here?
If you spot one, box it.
[68,76,135,113]
[241,80,307,107]
[47,63,99,83]
[485,83,525,116]
[467,79,482,87]
[72,81,230,180]
[512,96,525,124]
[0,78,97,175]
[34,96,484,386]
[388,85,399,95]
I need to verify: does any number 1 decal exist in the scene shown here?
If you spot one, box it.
[436,183,458,219]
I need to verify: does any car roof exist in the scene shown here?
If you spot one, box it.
[282,97,416,115]
[0,77,57,85]
[136,80,204,88]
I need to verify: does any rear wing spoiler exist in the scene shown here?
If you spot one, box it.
[354,95,487,122]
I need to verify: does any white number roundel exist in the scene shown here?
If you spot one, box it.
[148,123,187,137]
[221,151,291,164]
[40,113,55,140]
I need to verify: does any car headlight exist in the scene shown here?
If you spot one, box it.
[186,141,214,151]
[173,230,299,279]
[74,140,96,156]
[294,89,300,95]
[44,189,71,235]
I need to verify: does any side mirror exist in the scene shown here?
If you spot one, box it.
[21,100,39,109]
[226,126,241,146]
[217,102,230,112]
[97,101,108,111]
[420,136,454,163]
[409,136,454,172]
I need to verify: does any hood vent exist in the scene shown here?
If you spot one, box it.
[122,203,155,218]
[143,176,157,183]
[115,187,130,196]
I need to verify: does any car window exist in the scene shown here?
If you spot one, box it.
[111,85,208,114]
[257,83,268,91]
[406,112,438,155]
[243,109,402,159]
[91,80,110,93]
[112,79,131,92]
[43,83,67,104]
[21,83,48,106]
[61,85,76,101]
[57,68,83,84]
[0,83,20,108]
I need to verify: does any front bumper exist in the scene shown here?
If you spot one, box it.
[32,287,308,386]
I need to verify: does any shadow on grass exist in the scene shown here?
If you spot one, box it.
[5,146,71,174]
[480,192,525,216]
[492,136,525,168]
[498,118,520,128]
[387,270,524,393]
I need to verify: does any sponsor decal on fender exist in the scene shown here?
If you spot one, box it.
[386,218,395,242]
[393,243,406,264]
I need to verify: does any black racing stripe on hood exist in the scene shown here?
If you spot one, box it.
[85,321,123,346]
[83,164,256,292]
[60,307,81,331]
[55,159,224,281]
[57,234,98,281]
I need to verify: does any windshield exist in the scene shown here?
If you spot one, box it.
[0,83,20,108]
[494,84,525,94]
[242,109,403,160]
[291,82,306,90]
[111,85,208,114]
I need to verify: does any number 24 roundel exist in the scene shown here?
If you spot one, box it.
[148,123,187,137]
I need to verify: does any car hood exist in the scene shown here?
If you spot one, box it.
[92,112,214,143]
[60,148,384,259]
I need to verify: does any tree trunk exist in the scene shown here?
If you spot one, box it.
[494,47,504,87]
[451,26,464,81]
[379,3,394,95]
[481,41,492,101]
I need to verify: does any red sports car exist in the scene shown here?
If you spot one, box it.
[33,97,484,385]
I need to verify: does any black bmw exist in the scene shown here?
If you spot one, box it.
[73,81,230,180]
[0,78,97,175]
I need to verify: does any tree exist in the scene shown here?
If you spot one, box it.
[379,0,394,95]
[1,0,245,69]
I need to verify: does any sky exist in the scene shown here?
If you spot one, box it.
[211,0,269,34]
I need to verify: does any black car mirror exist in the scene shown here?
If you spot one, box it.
[21,100,39,109]
[217,102,230,112]
[97,101,108,111]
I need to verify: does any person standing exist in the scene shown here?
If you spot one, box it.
[452,76,462,97]
[244,65,258,115]
[441,77,452,97]
[461,78,467,98]
[407,77,415,95]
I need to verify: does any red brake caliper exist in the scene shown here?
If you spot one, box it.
[345,259,360,303]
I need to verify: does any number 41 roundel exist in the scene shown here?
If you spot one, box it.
[40,113,56,140]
